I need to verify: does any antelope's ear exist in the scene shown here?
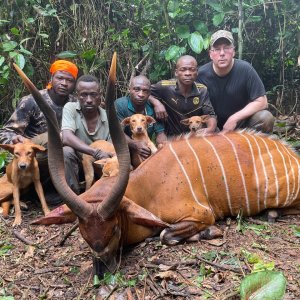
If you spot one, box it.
[145,116,156,125]
[180,118,190,126]
[120,197,170,228]
[121,117,131,126]
[31,205,77,225]
[0,144,15,153]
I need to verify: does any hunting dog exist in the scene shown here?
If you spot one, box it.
[82,140,116,190]
[0,139,50,226]
[180,115,210,134]
[121,114,157,168]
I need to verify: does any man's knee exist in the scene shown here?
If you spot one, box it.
[63,146,77,160]
[247,110,275,134]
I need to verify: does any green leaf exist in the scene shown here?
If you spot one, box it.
[19,45,32,56]
[26,17,35,23]
[9,51,18,58]
[188,31,203,54]
[165,45,181,61]
[14,53,25,70]
[38,33,49,39]
[0,296,15,300]
[93,274,100,287]
[176,25,190,39]
[81,49,96,61]
[0,56,5,67]
[57,51,77,59]
[240,271,286,300]
[10,27,20,35]
[213,13,225,26]
[2,41,18,52]
[293,226,300,237]
[203,37,210,50]
[193,21,208,34]
[207,3,223,12]
[248,16,262,22]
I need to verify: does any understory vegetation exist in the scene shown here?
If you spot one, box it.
[0,0,299,124]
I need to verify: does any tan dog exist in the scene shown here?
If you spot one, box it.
[121,114,157,167]
[0,139,50,226]
[180,115,210,133]
[82,140,116,190]
[94,156,119,178]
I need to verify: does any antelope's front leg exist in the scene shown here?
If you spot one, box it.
[160,221,222,245]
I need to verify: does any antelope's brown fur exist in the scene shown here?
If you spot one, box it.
[14,57,300,276]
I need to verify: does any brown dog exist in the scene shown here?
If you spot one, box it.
[180,115,210,133]
[0,139,50,226]
[121,114,157,168]
[82,140,116,190]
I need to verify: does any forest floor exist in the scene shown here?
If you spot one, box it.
[0,205,299,300]
[1,115,300,300]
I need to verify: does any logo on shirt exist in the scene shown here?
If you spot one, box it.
[171,98,178,104]
[193,97,200,105]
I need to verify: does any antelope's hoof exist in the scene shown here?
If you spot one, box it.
[267,209,279,223]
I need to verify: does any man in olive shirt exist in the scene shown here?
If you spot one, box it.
[61,74,112,194]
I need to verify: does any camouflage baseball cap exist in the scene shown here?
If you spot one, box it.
[210,30,234,46]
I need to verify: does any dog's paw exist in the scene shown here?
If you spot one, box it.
[12,217,22,227]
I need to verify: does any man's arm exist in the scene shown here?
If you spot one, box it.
[62,130,111,159]
[0,98,33,144]
[148,95,168,121]
[156,131,167,146]
[205,117,217,133]
[222,96,268,133]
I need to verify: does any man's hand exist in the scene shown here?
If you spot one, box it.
[130,141,151,160]
[221,117,238,134]
[93,149,113,160]
[11,135,25,144]
[153,101,168,121]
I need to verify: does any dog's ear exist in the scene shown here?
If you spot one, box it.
[0,144,15,154]
[121,117,131,126]
[31,144,47,152]
[180,118,190,126]
[94,158,108,166]
[145,116,156,125]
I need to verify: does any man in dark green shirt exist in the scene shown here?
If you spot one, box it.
[115,75,167,161]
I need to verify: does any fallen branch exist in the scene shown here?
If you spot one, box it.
[13,230,35,246]
[59,221,79,246]
[183,248,243,274]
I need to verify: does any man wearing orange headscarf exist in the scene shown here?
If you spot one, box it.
[0,60,78,205]
[0,60,78,144]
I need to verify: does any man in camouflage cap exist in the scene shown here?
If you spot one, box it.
[197,29,274,133]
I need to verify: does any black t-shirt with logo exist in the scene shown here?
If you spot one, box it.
[151,80,216,136]
[197,59,266,130]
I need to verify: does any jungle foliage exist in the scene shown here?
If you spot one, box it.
[0,0,299,124]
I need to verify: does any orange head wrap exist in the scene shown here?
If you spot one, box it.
[46,60,78,89]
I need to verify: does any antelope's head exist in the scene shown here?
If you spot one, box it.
[14,53,131,275]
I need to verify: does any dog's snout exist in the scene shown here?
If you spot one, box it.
[136,127,143,132]
[18,163,27,170]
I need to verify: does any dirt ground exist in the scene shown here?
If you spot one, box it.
[0,202,299,300]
